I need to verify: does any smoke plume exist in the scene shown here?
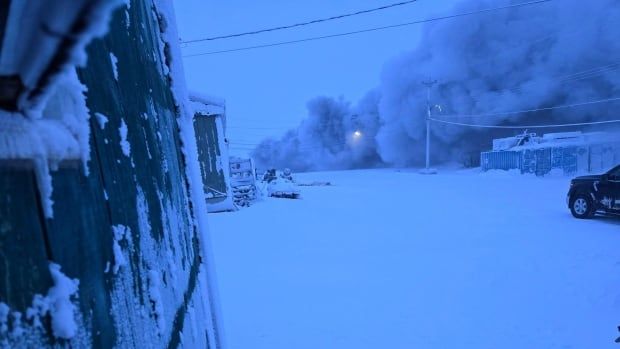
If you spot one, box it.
[253,0,620,171]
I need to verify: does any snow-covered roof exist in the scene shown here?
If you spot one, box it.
[509,131,620,151]
[189,91,225,107]
[189,92,226,117]
[541,131,582,141]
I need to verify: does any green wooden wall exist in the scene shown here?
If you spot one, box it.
[0,1,219,348]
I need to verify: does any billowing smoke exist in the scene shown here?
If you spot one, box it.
[253,0,620,171]
[252,93,383,171]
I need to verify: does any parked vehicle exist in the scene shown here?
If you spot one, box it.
[261,168,301,199]
[567,165,620,218]
[230,157,259,207]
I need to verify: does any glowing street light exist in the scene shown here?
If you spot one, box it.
[353,130,362,138]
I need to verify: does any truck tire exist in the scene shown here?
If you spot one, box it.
[570,194,595,219]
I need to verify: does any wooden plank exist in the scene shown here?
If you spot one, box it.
[44,161,117,349]
[0,161,53,312]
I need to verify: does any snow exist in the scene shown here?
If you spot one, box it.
[109,52,119,80]
[118,118,131,157]
[0,303,9,334]
[0,263,81,344]
[111,225,129,274]
[46,263,80,339]
[147,270,165,335]
[95,112,109,129]
[189,92,226,117]
[209,169,620,349]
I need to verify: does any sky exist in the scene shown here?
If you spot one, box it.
[175,0,461,156]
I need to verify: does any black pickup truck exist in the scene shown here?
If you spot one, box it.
[567,165,620,219]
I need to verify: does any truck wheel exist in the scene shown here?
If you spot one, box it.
[570,194,595,219]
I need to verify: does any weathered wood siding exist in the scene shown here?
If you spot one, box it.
[0,1,220,348]
[194,114,233,210]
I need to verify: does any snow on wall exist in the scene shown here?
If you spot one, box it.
[109,52,119,80]
[108,183,201,347]
[95,112,109,130]
[0,263,88,347]
[119,118,131,157]
[152,1,225,347]
[111,225,130,274]
[45,264,80,339]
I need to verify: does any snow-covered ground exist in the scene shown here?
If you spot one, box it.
[208,169,620,349]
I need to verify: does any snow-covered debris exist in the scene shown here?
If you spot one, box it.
[109,52,119,80]
[118,118,131,157]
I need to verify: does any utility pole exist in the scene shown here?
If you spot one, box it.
[421,79,437,174]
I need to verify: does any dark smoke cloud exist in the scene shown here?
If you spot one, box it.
[253,0,620,171]
[252,94,383,171]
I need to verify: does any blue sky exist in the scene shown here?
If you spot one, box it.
[175,0,460,155]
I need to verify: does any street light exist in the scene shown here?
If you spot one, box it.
[353,130,362,138]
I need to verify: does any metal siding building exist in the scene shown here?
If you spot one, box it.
[482,132,620,176]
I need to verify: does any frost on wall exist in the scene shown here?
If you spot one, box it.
[107,184,206,347]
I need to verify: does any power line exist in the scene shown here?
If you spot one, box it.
[437,96,620,119]
[183,0,553,57]
[181,0,421,44]
[430,118,620,129]
[223,61,620,133]
[225,66,620,136]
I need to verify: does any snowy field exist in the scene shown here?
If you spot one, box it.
[208,169,620,349]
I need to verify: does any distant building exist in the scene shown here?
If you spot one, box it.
[190,92,236,212]
[481,131,620,176]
